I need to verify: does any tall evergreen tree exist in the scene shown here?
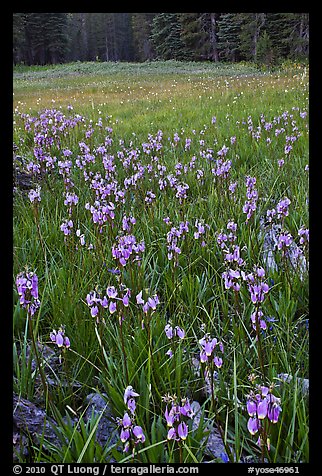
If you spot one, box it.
[45,13,68,63]
[13,13,27,64]
[217,13,243,61]
[179,13,205,60]
[151,13,187,60]
[66,13,87,62]
[265,13,294,60]
[132,13,156,61]
[239,13,266,62]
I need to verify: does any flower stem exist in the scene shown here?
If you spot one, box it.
[119,316,129,386]
[27,312,50,403]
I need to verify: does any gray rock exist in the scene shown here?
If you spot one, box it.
[17,342,81,399]
[84,392,118,447]
[277,373,309,397]
[13,392,62,461]
[191,401,232,461]
[259,218,308,280]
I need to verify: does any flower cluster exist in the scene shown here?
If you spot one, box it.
[193,220,210,247]
[166,221,189,265]
[28,186,41,203]
[86,285,131,322]
[50,325,71,349]
[16,271,41,316]
[64,191,79,216]
[266,197,291,224]
[277,232,293,251]
[276,197,291,220]
[164,323,185,358]
[245,266,270,305]
[211,157,232,180]
[217,220,238,250]
[163,395,194,441]
[136,290,160,314]
[145,190,156,204]
[298,226,309,246]
[60,219,73,236]
[117,386,145,454]
[85,200,115,234]
[219,221,245,292]
[246,384,282,445]
[112,234,145,267]
[198,333,224,368]
[243,176,258,223]
[122,214,136,233]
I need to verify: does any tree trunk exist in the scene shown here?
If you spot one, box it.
[209,13,219,62]
[253,13,266,62]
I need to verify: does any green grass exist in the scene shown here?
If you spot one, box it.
[13,60,309,463]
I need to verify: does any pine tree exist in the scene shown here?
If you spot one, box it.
[67,13,87,62]
[151,13,187,60]
[45,13,68,63]
[132,13,156,61]
[13,13,26,64]
[239,13,266,62]
[265,13,293,59]
[26,13,51,64]
[217,13,243,61]
[179,13,205,60]
[287,13,309,59]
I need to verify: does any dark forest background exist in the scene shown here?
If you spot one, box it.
[13,13,309,66]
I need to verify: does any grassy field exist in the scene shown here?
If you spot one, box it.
[13,60,309,463]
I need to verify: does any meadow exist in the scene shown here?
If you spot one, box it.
[13,60,309,463]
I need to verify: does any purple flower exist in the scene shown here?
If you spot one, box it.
[50,326,70,350]
[136,291,144,305]
[164,406,175,427]
[276,197,291,219]
[124,386,140,415]
[198,333,224,368]
[165,324,174,339]
[257,399,268,419]
[120,428,130,443]
[176,326,185,339]
[124,386,140,405]
[277,232,293,250]
[247,416,259,435]
[122,412,132,428]
[167,427,177,440]
[117,401,145,453]
[221,452,229,463]
[177,422,188,440]
[214,356,223,368]
[91,305,99,318]
[247,400,257,416]
[267,402,282,423]
[109,300,117,314]
[164,396,194,442]
[133,425,145,443]
[60,219,73,236]
[136,291,159,314]
[16,271,41,316]
[298,226,309,245]
[28,186,41,203]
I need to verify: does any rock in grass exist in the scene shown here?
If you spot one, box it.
[277,373,309,397]
[191,401,231,461]
[13,392,61,461]
[84,392,118,447]
[259,218,307,280]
